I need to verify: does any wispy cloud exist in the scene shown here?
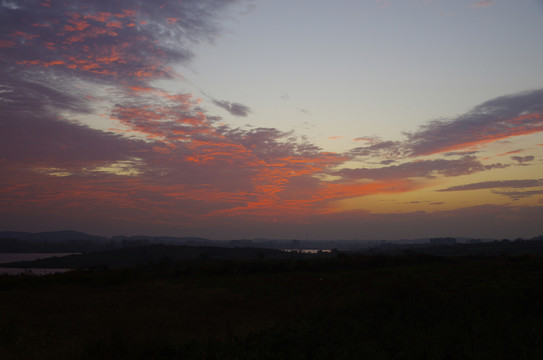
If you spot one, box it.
[212,99,252,117]
[349,140,402,158]
[438,179,543,192]
[497,150,523,156]
[492,190,543,201]
[468,0,495,8]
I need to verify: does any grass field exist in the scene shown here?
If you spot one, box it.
[1,253,543,359]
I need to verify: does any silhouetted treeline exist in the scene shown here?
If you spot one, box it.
[371,236,543,257]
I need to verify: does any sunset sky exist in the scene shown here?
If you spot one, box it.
[1,0,542,240]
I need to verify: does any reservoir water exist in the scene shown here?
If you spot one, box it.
[0,253,76,275]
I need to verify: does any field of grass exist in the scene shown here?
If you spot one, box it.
[1,253,543,359]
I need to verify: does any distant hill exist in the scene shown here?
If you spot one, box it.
[0,244,297,269]
[0,231,214,253]
[0,231,210,244]
[0,230,107,241]
[111,235,211,245]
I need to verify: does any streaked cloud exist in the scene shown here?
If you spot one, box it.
[404,89,543,156]
[335,156,506,181]
[438,179,543,192]
[492,190,543,201]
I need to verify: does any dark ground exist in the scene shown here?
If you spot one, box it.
[1,249,543,359]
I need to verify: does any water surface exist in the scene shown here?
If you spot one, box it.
[0,253,77,275]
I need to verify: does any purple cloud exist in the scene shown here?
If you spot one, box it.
[335,156,505,181]
[404,89,543,156]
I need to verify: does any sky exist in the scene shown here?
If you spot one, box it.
[1,0,543,240]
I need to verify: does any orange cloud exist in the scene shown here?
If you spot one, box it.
[10,31,39,40]
[497,149,523,157]
[83,12,114,23]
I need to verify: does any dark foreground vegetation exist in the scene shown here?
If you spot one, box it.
[2,251,543,359]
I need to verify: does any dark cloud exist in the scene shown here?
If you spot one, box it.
[443,151,479,157]
[492,190,543,201]
[511,155,535,165]
[0,73,91,115]
[212,99,252,117]
[0,74,147,169]
[0,114,147,169]
[404,89,543,156]
[348,140,402,158]
[335,156,504,181]
[438,179,543,192]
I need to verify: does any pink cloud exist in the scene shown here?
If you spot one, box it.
[469,0,494,8]
[353,137,376,142]
[497,149,523,156]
